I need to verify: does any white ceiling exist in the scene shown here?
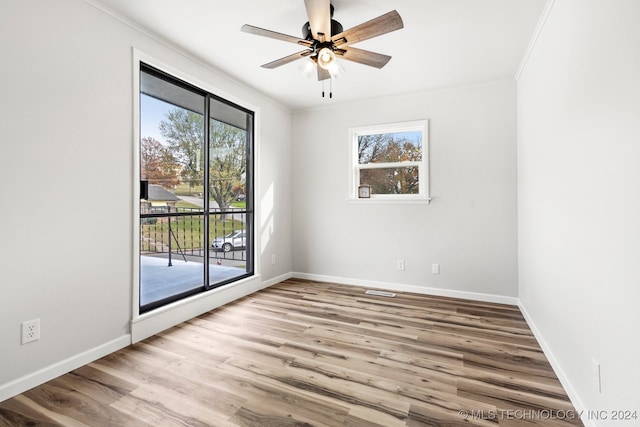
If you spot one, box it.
[92,0,547,111]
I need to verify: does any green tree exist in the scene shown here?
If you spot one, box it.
[209,119,246,212]
[159,109,246,214]
[159,109,204,192]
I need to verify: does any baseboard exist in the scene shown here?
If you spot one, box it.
[0,334,130,403]
[1,274,290,403]
[518,301,593,427]
[291,272,519,305]
[262,271,293,288]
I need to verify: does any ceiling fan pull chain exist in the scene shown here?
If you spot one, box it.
[330,78,333,99]
[322,79,325,98]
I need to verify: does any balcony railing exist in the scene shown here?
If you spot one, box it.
[140,206,247,264]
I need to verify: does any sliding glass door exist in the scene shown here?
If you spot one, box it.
[139,63,254,313]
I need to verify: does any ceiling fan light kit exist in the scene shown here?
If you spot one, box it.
[317,47,335,70]
[241,0,403,98]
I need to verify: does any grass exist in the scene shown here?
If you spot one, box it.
[176,200,246,210]
[175,200,201,209]
[174,183,204,196]
[173,183,247,206]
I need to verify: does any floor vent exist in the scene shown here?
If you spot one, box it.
[365,290,396,298]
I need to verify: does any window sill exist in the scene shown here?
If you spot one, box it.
[347,197,431,205]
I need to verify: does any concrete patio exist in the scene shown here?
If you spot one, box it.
[140,254,248,309]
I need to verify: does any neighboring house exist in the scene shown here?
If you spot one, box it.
[140,184,180,214]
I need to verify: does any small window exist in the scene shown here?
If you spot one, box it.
[348,120,429,202]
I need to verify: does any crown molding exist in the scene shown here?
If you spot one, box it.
[515,0,557,80]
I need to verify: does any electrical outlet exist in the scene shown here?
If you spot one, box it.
[271,253,276,265]
[592,359,602,393]
[432,263,440,274]
[21,319,40,344]
[397,259,405,271]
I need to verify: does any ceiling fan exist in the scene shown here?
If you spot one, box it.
[241,0,403,84]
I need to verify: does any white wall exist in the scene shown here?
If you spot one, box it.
[517,1,640,424]
[292,81,518,301]
[0,0,292,400]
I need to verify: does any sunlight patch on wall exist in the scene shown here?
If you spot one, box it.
[260,182,274,253]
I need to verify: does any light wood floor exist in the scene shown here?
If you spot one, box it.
[0,279,583,426]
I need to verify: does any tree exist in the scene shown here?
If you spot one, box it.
[209,120,246,212]
[358,134,422,195]
[159,109,204,192]
[140,137,179,188]
[159,108,247,214]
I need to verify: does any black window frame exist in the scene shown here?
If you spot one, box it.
[139,62,255,314]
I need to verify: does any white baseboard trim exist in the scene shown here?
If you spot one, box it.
[291,272,519,305]
[518,301,593,427]
[132,274,275,343]
[131,273,290,343]
[262,271,293,288]
[0,334,130,403]
[1,274,289,403]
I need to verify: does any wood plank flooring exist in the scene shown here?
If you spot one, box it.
[0,279,583,426]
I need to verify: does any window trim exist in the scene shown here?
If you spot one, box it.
[347,120,430,203]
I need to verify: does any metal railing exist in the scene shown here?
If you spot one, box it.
[140,206,247,265]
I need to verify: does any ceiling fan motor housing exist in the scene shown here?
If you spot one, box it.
[302,3,343,41]
[302,19,343,40]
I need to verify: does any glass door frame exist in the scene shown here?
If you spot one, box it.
[135,59,256,315]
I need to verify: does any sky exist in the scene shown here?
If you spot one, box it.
[140,94,172,145]
[392,131,422,145]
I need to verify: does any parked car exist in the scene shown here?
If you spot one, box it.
[212,230,246,252]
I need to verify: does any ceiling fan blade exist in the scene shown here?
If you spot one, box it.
[317,66,331,81]
[261,50,313,69]
[304,0,331,40]
[332,10,403,47]
[241,24,313,47]
[337,47,392,69]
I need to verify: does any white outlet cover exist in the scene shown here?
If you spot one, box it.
[21,319,40,344]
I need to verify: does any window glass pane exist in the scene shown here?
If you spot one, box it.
[141,71,205,116]
[209,118,247,206]
[360,167,420,195]
[208,98,251,283]
[210,97,248,130]
[140,68,206,313]
[358,131,422,164]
